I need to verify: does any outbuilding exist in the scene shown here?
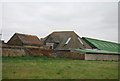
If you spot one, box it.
[43,31,91,50]
[72,37,120,61]
[7,33,42,46]
[73,49,120,61]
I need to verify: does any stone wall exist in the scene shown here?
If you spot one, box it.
[2,46,85,60]
[2,47,26,56]
[85,53,120,61]
[26,48,52,57]
[53,51,85,60]
[2,46,53,57]
[2,46,120,61]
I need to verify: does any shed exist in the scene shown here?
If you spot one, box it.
[82,37,120,52]
[7,33,42,46]
[73,49,120,61]
[73,37,120,61]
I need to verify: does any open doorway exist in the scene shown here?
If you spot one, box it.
[50,46,53,49]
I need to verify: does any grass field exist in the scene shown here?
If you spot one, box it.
[2,56,118,79]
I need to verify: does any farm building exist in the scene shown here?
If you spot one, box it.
[72,37,120,61]
[82,37,119,52]
[73,49,120,61]
[3,32,120,61]
[43,31,92,50]
[7,33,42,46]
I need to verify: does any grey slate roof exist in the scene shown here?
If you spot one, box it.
[44,31,92,50]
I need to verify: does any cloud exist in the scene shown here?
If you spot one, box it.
[2,2,118,43]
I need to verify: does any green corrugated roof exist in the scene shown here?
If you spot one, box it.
[74,49,119,54]
[82,37,120,53]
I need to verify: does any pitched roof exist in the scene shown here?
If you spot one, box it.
[45,31,76,42]
[44,31,91,50]
[82,37,120,53]
[15,33,42,45]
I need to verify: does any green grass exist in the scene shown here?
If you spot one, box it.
[2,56,118,79]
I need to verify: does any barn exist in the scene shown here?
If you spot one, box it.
[72,37,120,61]
[82,37,119,52]
[43,31,91,50]
[7,33,42,46]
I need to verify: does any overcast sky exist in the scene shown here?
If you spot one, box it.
[1,2,118,43]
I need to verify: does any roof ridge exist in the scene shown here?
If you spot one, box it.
[52,31,75,33]
[82,37,118,44]
[15,33,37,37]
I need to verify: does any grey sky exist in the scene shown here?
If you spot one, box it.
[1,2,118,43]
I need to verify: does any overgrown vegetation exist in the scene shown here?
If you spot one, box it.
[2,56,118,79]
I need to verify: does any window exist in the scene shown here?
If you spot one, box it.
[46,43,54,49]
[78,38,84,45]
[65,37,71,44]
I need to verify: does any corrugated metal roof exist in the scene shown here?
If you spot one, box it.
[82,37,120,53]
[74,49,119,55]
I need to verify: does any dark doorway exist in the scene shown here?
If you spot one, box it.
[50,46,53,49]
